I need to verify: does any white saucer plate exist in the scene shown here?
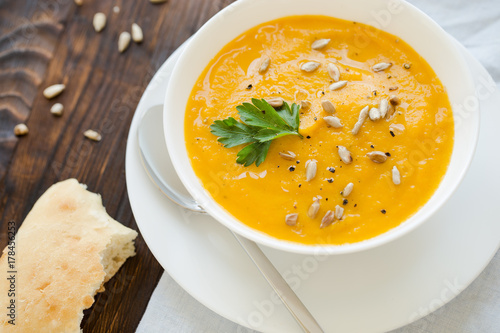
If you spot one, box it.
[125,39,500,332]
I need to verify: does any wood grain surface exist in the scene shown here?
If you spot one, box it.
[0,0,233,331]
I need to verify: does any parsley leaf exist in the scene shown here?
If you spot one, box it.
[236,141,272,167]
[210,117,257,148]
[210,99,302,167]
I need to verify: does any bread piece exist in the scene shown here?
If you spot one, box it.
[0,179,138,332]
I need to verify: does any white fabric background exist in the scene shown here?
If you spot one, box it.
[136,0,500,332]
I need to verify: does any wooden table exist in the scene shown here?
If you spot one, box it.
[0,0,233,331]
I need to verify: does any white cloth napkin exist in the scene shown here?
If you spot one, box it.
[136,0,500,332]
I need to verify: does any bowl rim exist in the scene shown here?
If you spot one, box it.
[163,0,480,255]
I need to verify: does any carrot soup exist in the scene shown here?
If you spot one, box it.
[184,15,454,245]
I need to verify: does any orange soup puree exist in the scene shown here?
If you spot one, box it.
[184,15,454,245]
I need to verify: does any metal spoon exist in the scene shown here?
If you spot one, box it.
[137,105,325,333]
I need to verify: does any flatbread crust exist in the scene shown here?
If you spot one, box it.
[0,179,138,332]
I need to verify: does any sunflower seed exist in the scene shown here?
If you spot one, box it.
[338,146,353,164]
[379,99,389,118]
[301,61,321,72]
[369,107,381,121]
[118,31,131,53]
[372,62,392,72]
[327,63,340,82]
[308,199,321,218]
[93,13,106,32]
[305,159,318,181]
[50,103,64,116]
[131,23,143,43]
[367,151,388,163]
[321,100,336,114]
[296,89,309,100]
[389,123,405,134]
[259,57,271,74]
[300,100,311,109]
[352,106,369,135]
[43,84,65,99]
[403,63,412,69]
[335,205,344,220]
[389,86,398,91]
[266,97,284,108]
[285,213,299,226]
[328,80,347,91]
[323,116,343,128]
[386,105,396,119]
[84,129,102,142]
[343,183,354,197]
[14,124,28,136]
[311,38,330,50]
[389,95,400,106]
[320,210,335,228]
[392,166,401,185]
[279,151,296,160]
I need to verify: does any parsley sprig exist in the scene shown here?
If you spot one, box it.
[210,98,302,167]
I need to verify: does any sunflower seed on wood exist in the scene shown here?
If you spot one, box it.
[343,183,354,197]
[14,124,28,136]
[327,63,340,82]
[305,159,318,182]
[367,151,388,163]
[259,57,271,74]
[379,99,389,118]
[389,123,405,134]
[323,116,343,128]
[372,62,392,72]
[321,100,336,114]
[279,151,296,160]
[320,210,335,228]
[285,213,299,226]
[118,31,131,53]
[308,199,321,218]
[50,103,64,116]
[266,97,284,108]
[335,205,344,220]
[392,166,401,185]
[311,38,330,50]
[301,61,321,72]
[352,106,369,135]
[131,23,143,43]
[93,13,106,32]
[338,146,353,164]
[329,80,347,91]
[389,95,400,106]
[84,129,102,142]
[369,107,381,121]
[43,84,65,99]
[300,100,311,109]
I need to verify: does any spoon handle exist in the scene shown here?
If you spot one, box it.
[234,234,325,333]
[138,105,324,332]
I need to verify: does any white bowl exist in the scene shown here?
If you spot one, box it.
[164,0,479,255]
